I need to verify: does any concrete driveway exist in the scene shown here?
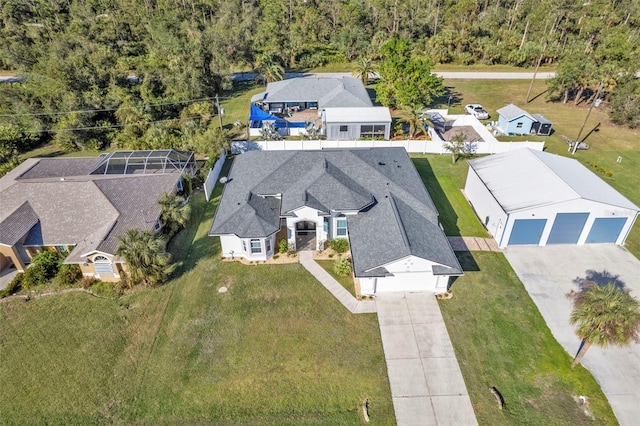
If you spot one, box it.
[504,245,640,426]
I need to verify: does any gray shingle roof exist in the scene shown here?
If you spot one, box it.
[210,148,462,277]
[0,201,39,246]
[496,104,535,122]
[468,148,640,212]
[0,152,190,263]
[261,77,373,108]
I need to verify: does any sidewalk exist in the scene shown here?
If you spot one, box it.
[447,236,501,252]
[377,293,477,426]
[298,251,376,314]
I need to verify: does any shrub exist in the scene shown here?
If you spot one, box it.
[31,250,61,279]
[81,276,97,289]
[0,273,23,298]
[56,264,82,287]
[21,263,47,289]
[334,256,352,276]
[90,280,122,298]
[329,239,349,254]
[279,238,288,254]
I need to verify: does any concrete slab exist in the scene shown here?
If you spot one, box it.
[431,395,478,426]
[474,238,490,251]
[377,295,412,325]
[413,323,455,358]
[379,324,420,359]
[393,397,437,426]
[386,358,429,397]
[423,357,468,395]
[504,245,640,426]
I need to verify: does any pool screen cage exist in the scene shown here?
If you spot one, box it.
[88,150,196,176]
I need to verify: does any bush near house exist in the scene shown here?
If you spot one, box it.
[21,251,61,290]
[55,264,82,287]
[328,239,349,254]
[279,238,288,254]
[0,273,23,298]
[333,256,352,276]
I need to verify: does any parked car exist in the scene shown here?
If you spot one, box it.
[465,104,489,120]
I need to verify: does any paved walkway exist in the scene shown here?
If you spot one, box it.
[447,236,501,252]
[298,251,376,314]
[377,293,477,425]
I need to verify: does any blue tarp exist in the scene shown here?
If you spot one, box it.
[250,104,284,122]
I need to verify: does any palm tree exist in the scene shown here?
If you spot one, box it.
[567,282,640,368]
[159,193,192,237]
[255,52,285,84]
[397,105,428,139]
[116,229,171,287]
[352,58,376,86]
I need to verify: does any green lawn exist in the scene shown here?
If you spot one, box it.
[412,156,488,238]
[316,259,357,298]
[0,163,393,424]
[440,252,617,425]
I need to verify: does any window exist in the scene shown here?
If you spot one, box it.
[516,122,523,128]
[93,255,113,274]
[323,217,329,233]
[242,240,247,252]
[154,220,162,232]
[360,124,386,139]
[250,239,262,254]
[336,217,347,237]
[339,125,348,132]
[266,238,271,253]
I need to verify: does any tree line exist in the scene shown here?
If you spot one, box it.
[1,0,640,174]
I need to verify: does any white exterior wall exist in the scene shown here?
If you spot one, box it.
[286,206,326,251]
[325,122,391,140]
[464,167,508,243]
[502,199,638,248]
[359,256,450,295]
[218,234,275,261]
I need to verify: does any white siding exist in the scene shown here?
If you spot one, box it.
[464,167,508,244]
[503,199,638,247]
[218,234,275,261]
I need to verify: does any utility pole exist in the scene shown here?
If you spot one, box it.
[526,42,547,104]
[216,93,223,130]
[573,80,602,155]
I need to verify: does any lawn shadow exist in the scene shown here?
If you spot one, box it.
[412,157,463,237]
[449,251,480,291]
[573,269,626,291]
[432,86,463,109]
[527,89,547,103]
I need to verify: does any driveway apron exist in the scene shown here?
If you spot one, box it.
[377,292,477,426]
[504,245,640,426]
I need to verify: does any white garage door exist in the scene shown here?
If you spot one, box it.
[375,272,438,293]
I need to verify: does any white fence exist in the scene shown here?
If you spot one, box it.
[231,139,544,155]
[203,150,227,202]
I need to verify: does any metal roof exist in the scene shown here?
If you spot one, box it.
[496,104,536,122]
[210,148,462,277]
[468,148,640,213]
[532,113,552,124]
[323,107,391,123]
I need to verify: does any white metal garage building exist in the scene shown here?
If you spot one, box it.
[465,148,640,248]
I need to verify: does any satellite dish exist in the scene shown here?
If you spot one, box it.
[219,176,228,184]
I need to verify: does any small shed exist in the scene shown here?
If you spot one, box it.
[322,107,391,140]
[496,104,536,135]
[531,113,552,136]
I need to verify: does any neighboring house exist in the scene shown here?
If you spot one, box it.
[0,150,196,281]
[209,147,462,295]
[465,148,639,248]
[249,77,392,139]
[496,104,537,135]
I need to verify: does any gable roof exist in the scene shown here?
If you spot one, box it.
[496,104,535,122]
[0,201,39,246]
[468,148,639,213]
[210,148,462,277]
[260,77,373,108]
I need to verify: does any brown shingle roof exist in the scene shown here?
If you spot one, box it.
[0,201,39,246]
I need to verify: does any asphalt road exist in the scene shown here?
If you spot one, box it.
[0,71,557,83]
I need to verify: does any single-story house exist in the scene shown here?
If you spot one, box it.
[249,77,392,139]
[209,147,462,295]
[496,104,537,135]
[0,150,196,281]
[464,148,639,248]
